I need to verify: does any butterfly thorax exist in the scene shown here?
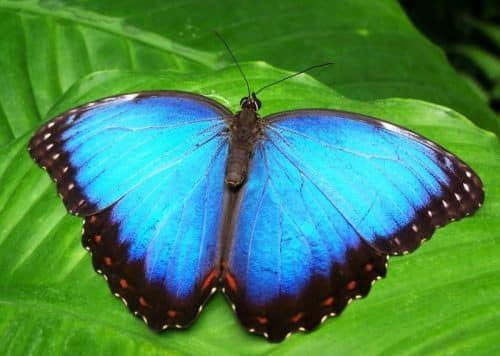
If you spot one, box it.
[225,104,262,189]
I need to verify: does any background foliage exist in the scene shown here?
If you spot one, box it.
[402,0,500,115]
[0,0,499,355]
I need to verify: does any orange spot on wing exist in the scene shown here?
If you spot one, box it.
[104,257,112,266]
[290,312,303,323]
[225,271,238,292]
[256,316,268,325]
[321,296,334,306]
[365,263,374,272]
[167,310,177,318]
[139,297,148,307]
[201,269,218,291]
[94,234,102,244]
[90,216,97,224]
[347,280,357,290]
[119,278,128,289]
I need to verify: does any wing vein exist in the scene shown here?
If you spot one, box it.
[266,134,367,239]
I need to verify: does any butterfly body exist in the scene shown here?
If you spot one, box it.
[225,95,263,188]
[28,90,483,342]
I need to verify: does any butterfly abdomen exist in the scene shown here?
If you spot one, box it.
[225,108,262,188]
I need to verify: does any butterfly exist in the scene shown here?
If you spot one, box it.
[28,86,484,342]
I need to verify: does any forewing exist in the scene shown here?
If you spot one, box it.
[28,91,232,215]
[222,110,483,341]
[264,110,483,254]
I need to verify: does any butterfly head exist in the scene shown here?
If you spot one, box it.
[240,92,261,112]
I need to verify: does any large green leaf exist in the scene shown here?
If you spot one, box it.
[0,0,216,144]
[0,0,498,146]
[1,67,499,355]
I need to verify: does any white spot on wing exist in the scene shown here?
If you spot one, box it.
[47,122,55,128]
[381,121,404,134]
[122,93,139,101]
[463,183,470,192]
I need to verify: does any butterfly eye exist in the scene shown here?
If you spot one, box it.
[239,97,247,108]
[240,95,261,111]
[253,97,261,111]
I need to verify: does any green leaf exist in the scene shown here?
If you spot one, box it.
[1,68,499,355]
[464,16,500,52]
[450,44,500,82]
[457,73,489,103]
[492,83,500,101]
[0,0,216,144]
[0,0,498,146]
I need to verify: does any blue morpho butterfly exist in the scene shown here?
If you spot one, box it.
[28,56,484,342]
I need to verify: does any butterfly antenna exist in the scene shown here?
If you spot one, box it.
[215,31,251,97]
[254,62,333,95]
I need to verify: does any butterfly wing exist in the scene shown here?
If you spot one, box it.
[222,109,483,341]
[29,91,232,329]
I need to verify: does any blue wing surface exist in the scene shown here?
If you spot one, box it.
[28,91,231,215]
[29,91,232,329]
[222,110,483,341]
